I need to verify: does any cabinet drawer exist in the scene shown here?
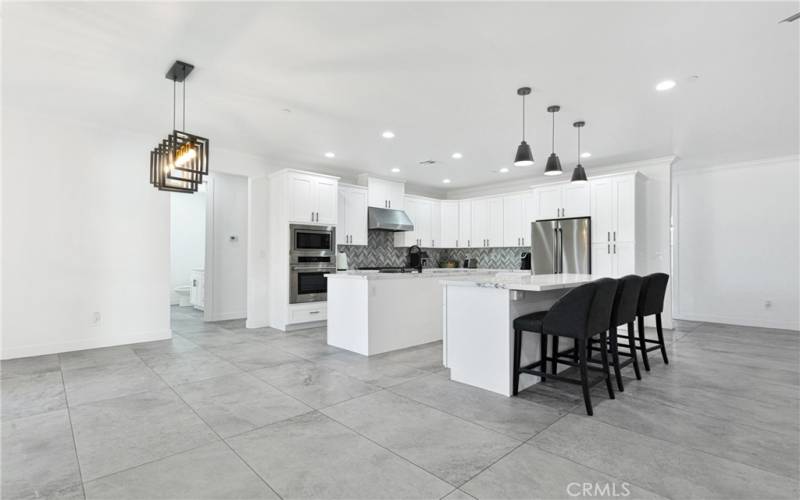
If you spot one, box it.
[288,303,327,323]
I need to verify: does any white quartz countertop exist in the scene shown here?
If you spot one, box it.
[326,269,525,280]
[440,273,597,292]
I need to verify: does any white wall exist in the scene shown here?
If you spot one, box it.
[246,176,270,328]
[673,156,800,330]
[2,112,171,359]
[170,191,206,304]
[205,172,248,321]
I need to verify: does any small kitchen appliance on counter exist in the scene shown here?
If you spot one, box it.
[408,245,428,272]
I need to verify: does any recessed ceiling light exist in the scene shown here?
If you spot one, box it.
[581,152,592,158]
[451,152,463,159]
[655,80,676,91]
[324,152,335,158]
[442,178,452,184]
[391,167,400,173]
[382,131,395,139]
[499,167,510,174]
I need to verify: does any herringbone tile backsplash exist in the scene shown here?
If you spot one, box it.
[337,230,527,270]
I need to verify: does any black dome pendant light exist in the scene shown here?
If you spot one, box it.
[544,105,563,176]
[513,87,534,167]
[571,121,588,183]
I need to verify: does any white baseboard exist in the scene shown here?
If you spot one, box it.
[674,311,799,332]
[205,311,246,322]
[1,329,172,360]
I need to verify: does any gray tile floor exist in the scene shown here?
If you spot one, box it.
[2,307,798,499]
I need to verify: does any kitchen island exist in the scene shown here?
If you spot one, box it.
[325,269,519,356]
[441,273,596,396]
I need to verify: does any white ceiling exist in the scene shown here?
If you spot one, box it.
[4,1,799,188]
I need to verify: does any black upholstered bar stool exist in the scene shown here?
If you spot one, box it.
[636,273,670,371]
[512,278,617,416]
[601,275,643,391]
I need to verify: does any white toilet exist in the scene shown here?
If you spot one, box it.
[174,285,192,307]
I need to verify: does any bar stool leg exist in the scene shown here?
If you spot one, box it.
[577,338,593,416]
[627,322,642,380]
[599,331,615,400]
[572,339,579,363]
[551,336,559,375]
[539,333,548,383]
[609,327,624,392]
[513,330,522,395]
[637,315,651,371]
[656,314,669,365]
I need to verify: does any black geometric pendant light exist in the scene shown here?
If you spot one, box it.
[513,87,534,167]
[571,121,588,183]
[149,61,209,193]
[544,105,563,176]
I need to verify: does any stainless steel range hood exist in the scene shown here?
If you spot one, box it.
[368,207,414,231]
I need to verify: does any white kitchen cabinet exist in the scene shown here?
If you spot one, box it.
[458,200,472,248]
[395,196,440,247]
[365,177,405,210]
[337,185,368,246]
[287,171,339,224]
[440,201,460,248]
[532,182,590,220]
[502,192,537,247]
[589,172,643,277]
[470,197,503,247]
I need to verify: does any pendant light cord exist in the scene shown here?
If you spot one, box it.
[551,111,555,153]
[577,126,581,160]
[172,79,176,132]
[182,64,186,131]
[521,94,526,142]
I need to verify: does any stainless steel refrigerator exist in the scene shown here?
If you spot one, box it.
[531,217,591,275]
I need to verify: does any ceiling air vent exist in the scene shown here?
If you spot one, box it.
[418,159,437,166]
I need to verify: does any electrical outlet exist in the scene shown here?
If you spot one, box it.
[91,311,102,326]
[764,300,772,309]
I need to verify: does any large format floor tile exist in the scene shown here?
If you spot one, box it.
[69,388,218,480]
[59,345,142,371]
[251,358,379,409]
[83,441,278,499]
[227,411,453,499]
[172,372,312,437]
[62,359,168,407]
[1,409,83,499]
[390,373,563,441]
[0,353,61,379]
[377,342,445,372]
[322,390,520,486]
[140,350,241,386]
[461,443,665,500]
[1,370,66,419]
[316,351,431,388]
[530,413,799,499]
[207,340,303,371]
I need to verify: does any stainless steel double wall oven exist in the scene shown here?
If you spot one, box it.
[289,224,336,304]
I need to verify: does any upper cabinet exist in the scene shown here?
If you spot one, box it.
[440,201,459,248]
[470,197,503,248]
[395,196,440,248]
[532,182,590,220]
[502,192,537,247]
[589,172,643,277]
[458,200,472,248]
[364,177,405,210]
[286,171,339,225]
[337,185,368,246]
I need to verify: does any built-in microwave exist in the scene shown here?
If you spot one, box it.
[290,224,336,254]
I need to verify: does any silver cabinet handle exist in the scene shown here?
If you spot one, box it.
[432,240,434,247]
[607,231,610,242]
[389,200,392,208]
[467,239,470,247]
[607,244,610,254]
[456,239,459,247]
[613,244,616,254]
[311,211,314,221]
[613,231,616,241]
[309,310,320,315]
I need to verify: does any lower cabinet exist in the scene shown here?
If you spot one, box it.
[288,302,327,324]
[591,240,636,277]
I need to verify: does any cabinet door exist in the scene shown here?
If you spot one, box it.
[591,243,614,277]
[336,189,348,246]
[487,198,504,247]
[471,199,488,247]
[287,173,315,223]
[314,178,338,224]
[458,200,473,247]
[347,188,368,246]
[440,201,459,248]
[395,198,418,247]
[430,201,441,248]
[590,178,614,246]
[520,192,537,247]
[367,178,387,208]
[534,186,562,219]
[562,183,590,218]
[502,195,522,247]
[385,180,405,210]
[416,199,433,247]
[613,175,636,243]
[613,241,636,276]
